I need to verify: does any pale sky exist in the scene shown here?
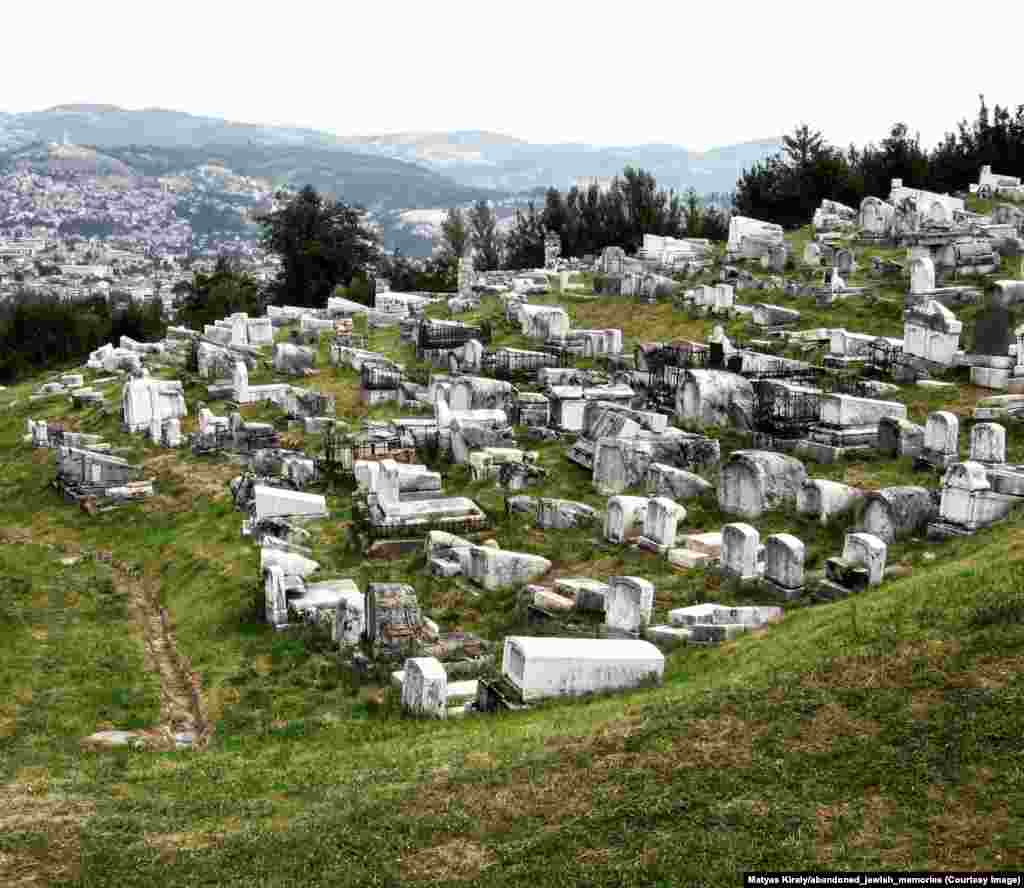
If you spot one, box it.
[3,0,1022,151]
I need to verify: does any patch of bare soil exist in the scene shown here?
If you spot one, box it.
[0,782,94,887]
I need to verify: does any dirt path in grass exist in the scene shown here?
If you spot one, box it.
[126,570,211,751]
[0,528,211,751]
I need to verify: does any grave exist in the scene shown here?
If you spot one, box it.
[796,479,864,525]
[603,495,649,543]
[969,301,1015,390]
[800,394,907,462]
[917,411,959,470]
[861,486,936,542]
[930,460,1024,538]
[365,582,426,656]
[718,450,807,519]
[720,523,761,581]
[501,636,664,702]
[902,299,962,367]
[554,578,610,613]
[877,417,925,459]
[763,533,805,599]
[645,463,713,501]
[466,545,551,591]
[969,423,1006,465]
[122,376,187,435]
[604,576,655,636]
[401,657,448,719]
[637,497,687,555]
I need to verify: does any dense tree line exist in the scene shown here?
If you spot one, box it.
[735,97,1024,228]
[439,169,730,271]
[0,291,164,383]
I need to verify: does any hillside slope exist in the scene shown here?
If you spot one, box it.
[2,262,1023,884]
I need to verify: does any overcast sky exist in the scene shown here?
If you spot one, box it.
[3,0,1022,151]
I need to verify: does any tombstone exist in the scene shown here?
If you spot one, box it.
[763,533,805,598]
[877,417,925,459]
[902,299,962,367]
[467,546,551,591]
[936,461,1016,533]
[861,487,936,543]
[842,533,887,586]
[365,582,422,653]
[593,438,654,495]
[835,248,855,276]
[678,369,753,430]
[645,463,713,501]
[603,495,649,543]
[920,411,959,469]
[263,564,288,627]
[718,451,807,519]
[232,361,250,404]
[638,497,686,554]
[969,423,1006,465]
[973,302,1014,357]
[554,578,610,612]
[604,576,655,636]
[333,590,366,646]
[501,636,664,702]
[803,242,822,266]
[163,417,182,448]
[909,256,936,294]
[401,657,448,719]
[720,523,760,581]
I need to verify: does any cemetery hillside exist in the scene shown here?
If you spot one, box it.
[5,107,1024,885]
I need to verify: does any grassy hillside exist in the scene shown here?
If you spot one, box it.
[2,247,1024,885]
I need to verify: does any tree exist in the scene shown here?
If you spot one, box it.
[782,124,825,169]
[504,203,545,270]
[467,200,502,271]
[439,207,469,260]
[176,257,264,331]
[256,185,380,308]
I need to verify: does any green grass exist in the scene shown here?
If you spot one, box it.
[2,252,1024,884]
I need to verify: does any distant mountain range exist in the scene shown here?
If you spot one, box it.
[0,105,783,253]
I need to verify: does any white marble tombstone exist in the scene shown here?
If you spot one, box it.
[969,422,1006,465]
[604,576,655,636]
[763,533,805,593]
[922,411,959,467]
[163,417,182,448]
[264,565,289,627]
[842,532,887,586]
[233,360,250,404]
[401,657,447,718]
[333,590,366,646]
[603,496,649,543]
[639,497,686,554]
[501,636,664,701]
[720,523,761,581]
[910,256,936,294]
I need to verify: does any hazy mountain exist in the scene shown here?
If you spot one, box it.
[0,107,780,195]
[0,105,783,254]
[334,131,783,194]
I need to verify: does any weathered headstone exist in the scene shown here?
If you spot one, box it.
[842,532,887,586]
[763,533,805,598]
[604,576,655,636]
[969,422,1006,465]
[401,657,448,718]
[919,411,959,469]
[720,522,760,581]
